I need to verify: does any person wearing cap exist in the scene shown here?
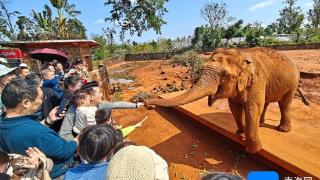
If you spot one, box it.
[107,145,169,180]
[0,56,8,65]
[18,63,30,79]
[0,64,17,114]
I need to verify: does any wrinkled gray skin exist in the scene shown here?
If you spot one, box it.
[146,48,300,153]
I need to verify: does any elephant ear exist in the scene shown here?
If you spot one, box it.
[237,58,254,92]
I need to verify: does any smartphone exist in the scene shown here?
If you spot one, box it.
[56,98,69,116]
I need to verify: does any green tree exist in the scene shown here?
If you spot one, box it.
[149,40,159,52]
[200,2,234,29]
[29,1,86,40]
[224,19,243,45]
[277,0,304,34]
[307,0,320,29]
[104,0,169,37]
[92,34,109,60]
[49,0,83,39]
[0,1,20,40]
[16,16,35,40]
[244,22,264,47]
[31,4,54,40]
[65,18,86,39]
[191,26,204,48]
[199,1,234,49]
[264,26,273,36]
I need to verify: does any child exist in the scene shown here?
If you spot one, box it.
[72,92,97,135]
[42,69,63,98]
[95,108,147,137]
[64,125,118,180]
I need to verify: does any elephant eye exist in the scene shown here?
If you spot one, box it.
[222,72,230,78]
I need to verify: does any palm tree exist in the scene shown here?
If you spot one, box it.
[49,0,81,38]
[31,4,54,39]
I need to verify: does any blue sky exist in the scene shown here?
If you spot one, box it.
[7,0,315,42]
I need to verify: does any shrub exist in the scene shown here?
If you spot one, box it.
[171,50,208,82]
[130,91,152,103]
[112,92,123,101]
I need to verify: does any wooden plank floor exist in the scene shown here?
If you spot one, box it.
[160,91,320,179]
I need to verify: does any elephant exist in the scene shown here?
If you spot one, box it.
[146,47,302,153]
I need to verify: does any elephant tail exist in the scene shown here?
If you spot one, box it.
[297,88,310,105]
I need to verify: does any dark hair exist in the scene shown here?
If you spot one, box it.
[19,66,28,72]
[72,91,88,107]
[25,73,41,81]
[73,60,83,66]
[0,151,9,165]
[1,79,38,109]
[201,172,243,180]
[42,63,54,70]
[64,75,81,90]
[78,124,118,163]
[25,73,42,87]
[95,109,112,125]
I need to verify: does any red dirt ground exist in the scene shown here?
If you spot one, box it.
[108,49,320,179]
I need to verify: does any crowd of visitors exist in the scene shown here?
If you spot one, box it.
[0,59,243,180]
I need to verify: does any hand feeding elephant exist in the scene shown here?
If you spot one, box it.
[146,47,301,153]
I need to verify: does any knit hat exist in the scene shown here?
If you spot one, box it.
[0,64,17,77]
[107,145,169,180]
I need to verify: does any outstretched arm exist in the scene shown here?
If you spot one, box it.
[98,101,144,110]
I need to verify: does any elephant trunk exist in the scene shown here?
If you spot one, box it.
[146,66,220,107]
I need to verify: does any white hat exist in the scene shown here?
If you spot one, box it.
[0,57,7,64]
[19,63,28,68]
[107,145,169,180]
[0,64,17,77]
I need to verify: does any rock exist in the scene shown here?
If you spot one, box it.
[163,76,168,80]
[160,71,165,75]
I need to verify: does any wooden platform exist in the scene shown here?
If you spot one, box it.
[160,91,320,179]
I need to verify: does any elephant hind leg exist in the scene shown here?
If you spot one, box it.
[228,99,245,141]
[259,103,269,126]
[277,88,296,132]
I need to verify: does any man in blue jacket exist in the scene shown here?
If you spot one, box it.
[0,79,78,178]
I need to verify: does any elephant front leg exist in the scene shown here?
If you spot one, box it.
[228,99,245,141]
[244,100,264,153]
